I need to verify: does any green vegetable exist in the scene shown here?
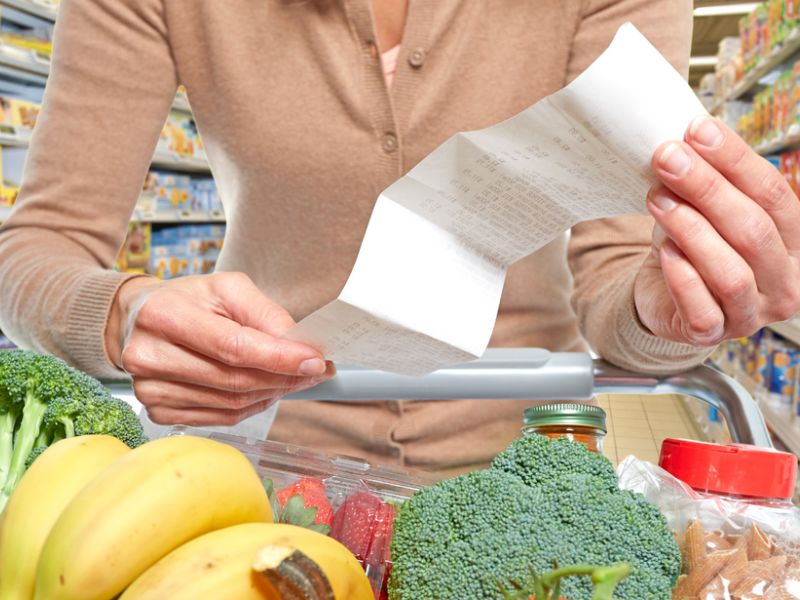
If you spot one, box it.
[498,562,631,600]
[0,350,147,511]
[388,435,681,600]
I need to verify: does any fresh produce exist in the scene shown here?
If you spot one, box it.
[389,435,681,600]
[330,491,397,597]
[121,523,373,600]
[0,435,130,600]
[265,477,334,534]
[0,349,146,511]
[498,562,631,600]
[34,435,273,600]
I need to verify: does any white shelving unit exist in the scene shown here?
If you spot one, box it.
[132,207,224,224]
[769,319,800,346]
[151,150,210,174]
[0,204,11,223]
[711,28,800,114]
[0,0,57,22]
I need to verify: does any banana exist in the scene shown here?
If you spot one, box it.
[120,523,373,600]
[0,435,129,600]
[34,435,273,600]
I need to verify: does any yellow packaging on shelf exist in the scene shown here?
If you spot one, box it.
[0,34,52,56]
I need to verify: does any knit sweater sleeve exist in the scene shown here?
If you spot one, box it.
[565,0,714,374]
[0,0,177,378]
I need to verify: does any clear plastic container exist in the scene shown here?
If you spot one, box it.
[165,426,435,599]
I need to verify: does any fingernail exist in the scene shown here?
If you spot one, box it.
[298,358,326,376]
[659,143,691,176]
[650,191,677,212]
[689,116,724,148]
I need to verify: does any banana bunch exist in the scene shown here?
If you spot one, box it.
[0,434,373,600]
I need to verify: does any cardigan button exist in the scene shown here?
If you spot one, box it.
[409,47,425,68]
[382,132,398,153]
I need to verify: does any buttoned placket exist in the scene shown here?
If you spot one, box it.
[341,0,436,464]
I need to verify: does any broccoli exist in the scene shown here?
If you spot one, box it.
[389,434,681,600]
[0,350,147,511]
[498,562,631,600]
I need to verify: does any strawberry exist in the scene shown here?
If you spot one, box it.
[330,491,383,562]
[263,477,333,535]
[364,502,397,598]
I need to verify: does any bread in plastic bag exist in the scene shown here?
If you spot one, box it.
[616,455,800,599]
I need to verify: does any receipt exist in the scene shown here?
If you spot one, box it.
[288,23,707,375]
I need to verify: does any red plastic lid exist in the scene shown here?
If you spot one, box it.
[659,438,798,500]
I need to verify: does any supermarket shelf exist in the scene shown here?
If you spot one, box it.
[151,150,210,173]
[0,0,57,21]
[759,399,800,457]
[131,208,224,224]
[753,128,800,155]
[712,359,800,455]
[0,205,11,223]
[0,128,30,147]
[171,94,191,113]
[768,319,800,346]
[711,28,800,114]
[0,42,48,85]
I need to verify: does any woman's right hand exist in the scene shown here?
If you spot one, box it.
[105,272,333,426]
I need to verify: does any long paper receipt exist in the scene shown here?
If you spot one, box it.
[287,23,707,375]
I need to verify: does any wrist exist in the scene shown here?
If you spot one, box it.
[105,276,161,369]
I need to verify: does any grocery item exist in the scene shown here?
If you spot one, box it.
[121,523,373,600]
[522,402,607,453]
[0,349,146,512]
[617,439,800,600]
[266,476,334,534]
[389,435,680,600]
[0,146,27,206]
[34,435,273,600]
[769,338,800,404]
[0,435,129,600]
[115,221,151,273]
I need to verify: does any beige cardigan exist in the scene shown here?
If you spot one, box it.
[0,0,706,474]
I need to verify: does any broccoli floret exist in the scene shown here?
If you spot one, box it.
[0,350,148,512]
[24,445,47,470]
[492,434,618,491]
[389,435,681,600]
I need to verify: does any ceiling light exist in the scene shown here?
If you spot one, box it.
[689,56,719,67]
[693,3,760,17]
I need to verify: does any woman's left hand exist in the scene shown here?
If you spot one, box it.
[634,115,800,346]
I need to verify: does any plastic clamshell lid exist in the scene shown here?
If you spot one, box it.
[659,438,798,500]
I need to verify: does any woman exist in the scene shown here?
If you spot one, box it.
[0,0,797,475]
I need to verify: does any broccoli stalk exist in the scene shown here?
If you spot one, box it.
[498,563,631,600]
[0,408,17,490]
[0,387,48,509]
[0,350,148,511]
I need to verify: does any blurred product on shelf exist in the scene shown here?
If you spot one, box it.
[736,58,800,146]
[716,328,800,417]
[156,110,205,160]
[0,146,25,206]
[116,223,225,280]
[0,95,39,130]
[134,170,223,218]
[114,222,151,274]
[0,32,51,57]
[698,36,743,110]
[740,1,800,74]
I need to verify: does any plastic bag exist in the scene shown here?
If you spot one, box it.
[617,455,800,599]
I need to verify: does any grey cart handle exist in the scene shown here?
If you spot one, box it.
[285,348,772,448]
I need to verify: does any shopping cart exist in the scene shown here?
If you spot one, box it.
[286,348,772,448]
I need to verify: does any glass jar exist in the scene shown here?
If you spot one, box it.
[522,403,607,453]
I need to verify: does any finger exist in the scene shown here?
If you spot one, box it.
[133,376,326,412]
[651,143,790,292]
[132,289,327,376]
[647,187,760,337]
[121,334,331,393]
[146,399,276,428]
[211,272,298,337]
[659,239,725,345]
[685,116,800,247]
